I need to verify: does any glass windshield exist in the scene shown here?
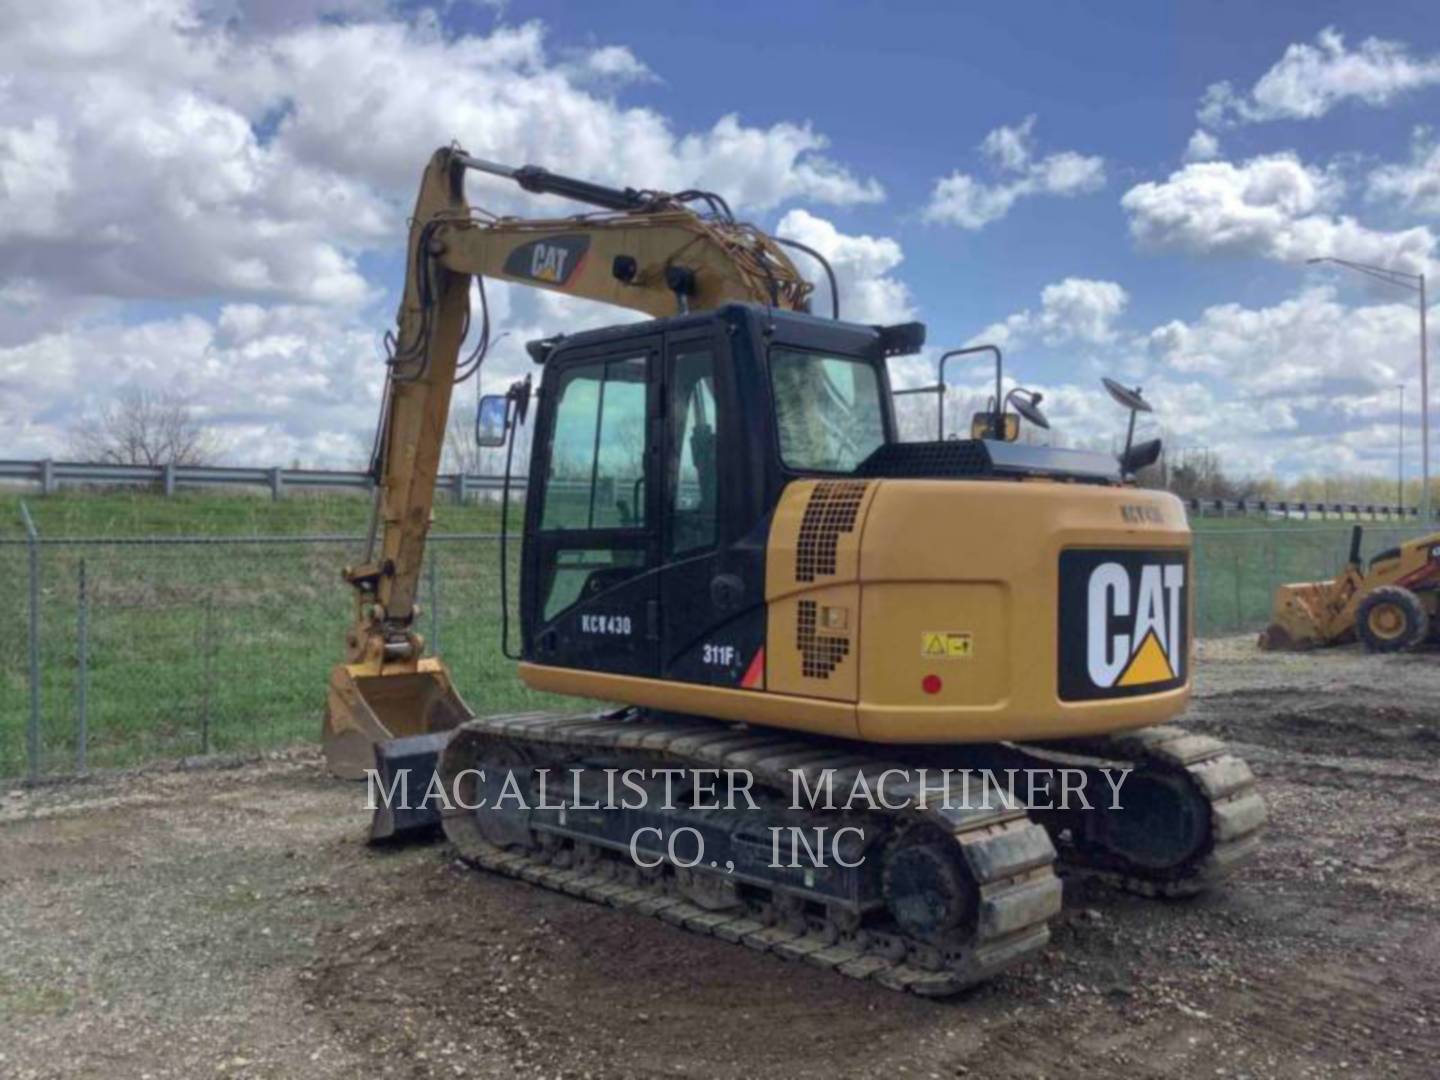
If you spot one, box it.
[770,348,887,472]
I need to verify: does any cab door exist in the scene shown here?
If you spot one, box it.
[657,329,768,688]
[523,338,661,677]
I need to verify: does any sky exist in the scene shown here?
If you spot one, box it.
[2,0,1439,480]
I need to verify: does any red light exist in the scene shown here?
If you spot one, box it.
[921,674,942,695]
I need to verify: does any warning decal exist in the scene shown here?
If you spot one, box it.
[921,631,973,659]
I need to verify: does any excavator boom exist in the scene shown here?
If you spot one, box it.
[323,146,810,783]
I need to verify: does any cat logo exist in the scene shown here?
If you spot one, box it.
[502,234,590,286]
[1058,549,1189,701]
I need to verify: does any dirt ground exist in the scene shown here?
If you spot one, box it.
[2,637,1438,1079]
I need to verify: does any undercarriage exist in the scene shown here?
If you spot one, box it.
[433,711,1265,996]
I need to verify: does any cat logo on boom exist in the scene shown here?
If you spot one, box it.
[502,234,590,286]
[1057,549,1189,701]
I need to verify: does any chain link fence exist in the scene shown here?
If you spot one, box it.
[1189,523,1427,636]
[0,524,560,781]
[1,513,1429,781]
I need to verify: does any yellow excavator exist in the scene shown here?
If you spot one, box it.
[1259,525,1440,651]
[323,146,1265,996]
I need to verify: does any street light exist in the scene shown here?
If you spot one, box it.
[1306,257,1430,524]
[1397,383,1406,512]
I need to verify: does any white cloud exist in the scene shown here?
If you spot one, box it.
[1121,153,1436,275]
[1183,128,1220,163]
[1199,27,1440,127]
[242,21,881,211]
[0,1,889,460]
[208,1,395,35]
[773,209,914,324]
[0,304,382,463]
[1138,285,1435,477]
[1147,286,1416,395]
[923,116,1105,229]
[1367,129,1440,217]
[561,43,656,85]
[974,277,1130,348]
[0,4,883,318]
[1034,278,1129,344]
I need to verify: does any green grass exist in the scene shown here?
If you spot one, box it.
[0,490,561,779]
[0,490,1429,779]
[0,488,506,538]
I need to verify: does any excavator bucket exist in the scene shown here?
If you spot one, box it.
[1257,581,1338,651]
[322,658,473,840]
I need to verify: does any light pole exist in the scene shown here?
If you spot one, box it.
[1398,383,1406,511]
[1306,258,1429,524]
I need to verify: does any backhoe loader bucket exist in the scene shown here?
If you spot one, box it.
[1257,582,1337,651]
[322,659,473,840]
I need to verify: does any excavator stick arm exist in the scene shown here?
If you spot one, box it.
[323,146,813,821]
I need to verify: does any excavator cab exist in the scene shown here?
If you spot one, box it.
[515,303,916,685]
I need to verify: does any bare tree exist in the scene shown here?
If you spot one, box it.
[69,388,223,466]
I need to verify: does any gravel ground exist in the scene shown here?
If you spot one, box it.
[2,637,1437,1079]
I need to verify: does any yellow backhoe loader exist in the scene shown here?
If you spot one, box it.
[323,146,1265,996]
[1259,525,1440,652]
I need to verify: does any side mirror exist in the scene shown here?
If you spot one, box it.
[1121,438,1162,474]
[475,394,510,448]
[1005,388,1049,431]
[1102,376,1154,478]
[970,412,1020,441]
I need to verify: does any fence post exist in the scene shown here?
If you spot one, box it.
[270,466,284,501]
[200,594,215,755]
[163,462,176,496]
[20,500,41,782]
[1268,529,1280,602]
[1232,550,1244,633]
[428,553,440,657]
[41,458,55,495]
[76,559,89,775]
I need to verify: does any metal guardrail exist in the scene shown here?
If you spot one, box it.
[0,459,526,501]
[0,459,1431,521]
[1183,496,1431,521]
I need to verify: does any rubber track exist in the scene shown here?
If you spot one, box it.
[1032,724,1267,897]
[439,711,1062,997]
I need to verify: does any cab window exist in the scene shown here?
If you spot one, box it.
[769,349,886,472]
[667,348,718,556]
[541,357,648,530]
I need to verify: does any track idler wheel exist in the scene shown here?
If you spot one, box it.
[882,829,978,943]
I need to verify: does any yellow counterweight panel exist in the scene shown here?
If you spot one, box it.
[860,582,1010,710]
[854,479,1192,741]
